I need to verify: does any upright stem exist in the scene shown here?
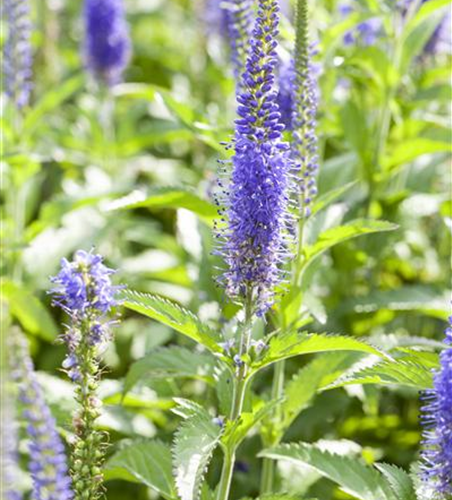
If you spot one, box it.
[260,359,285,493]
[216,296,254,500]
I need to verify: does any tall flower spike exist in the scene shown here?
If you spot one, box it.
[3,0,33,108]
[10,332,73,500]
[83,0,131,86]
[420,313,452,498]
[50,249,120,500]
[292,0,319,219]
[216,0,294,315]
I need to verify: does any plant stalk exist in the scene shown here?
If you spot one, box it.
[216,295,254,500]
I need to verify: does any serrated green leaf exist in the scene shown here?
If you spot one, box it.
[108,186,217,224]
[260,442,397,500]
[214,365,234,416]
[304,219,398,264]
[104,440,176,499]
[123,346,216,396]
[374,463,417,500]
[279,352,362,435]
[173,402,223,500]
[2,280,58,340]
[252,332,385,373]
[323,354,435,391]
[121,290,221,353]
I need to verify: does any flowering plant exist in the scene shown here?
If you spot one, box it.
[2,0,450,499]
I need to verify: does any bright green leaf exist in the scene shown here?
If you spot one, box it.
[304,219,398,264]
[2,280,58,340]
[260,442,398,500]
[121,290,222,353]
[252,332,385,374]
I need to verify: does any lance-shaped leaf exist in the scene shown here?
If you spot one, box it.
[121,290,221,353]
[172,401,224,500]
[123,346,217,396]
[303,219,398,265]
[104,440,176,499]
[251,332,386,374]
[260,442,399,500]
[322,351,436,391]
[107,186,217,224]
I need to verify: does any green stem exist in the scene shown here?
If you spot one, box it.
[260,359,285,493]
[216,296,254,500]
[216,376,248,500]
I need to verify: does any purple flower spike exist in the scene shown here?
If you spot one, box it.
[216,0,295,315]
[51,249,120,379]
[3,0,33,108]
[420,313,452,496]
[83,0,131,85]
[12,335,73,500]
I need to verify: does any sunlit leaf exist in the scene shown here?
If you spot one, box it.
[121,290,222,353]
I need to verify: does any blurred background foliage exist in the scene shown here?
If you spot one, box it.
[1,0,451,498]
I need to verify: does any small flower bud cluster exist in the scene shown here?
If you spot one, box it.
[83,0,131,86]
[11,333,73,500]
[51,249,120,500]
[420,314,452,497]
[3,0,33,108]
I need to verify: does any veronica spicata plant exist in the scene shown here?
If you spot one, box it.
[11,332,73,500]
[50,250,120,500]
[83,0,131,86]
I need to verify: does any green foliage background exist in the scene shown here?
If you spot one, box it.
[2,0,451,499]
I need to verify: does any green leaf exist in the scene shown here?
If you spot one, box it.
[172,402,223,500]
[383,139,452,170]
[121,290,221,353]
[123,346,216,395]
[252,332,385,374]
[374,463,417,500]
[279,352,362,435]
[310,182,358,217]
[108,186,217,224]
[24,74,85,136]
[104,440,176,499]
[260,442,398,500]
[304,219,398,265]
[2,280,58,340]
[323,352,436,391]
